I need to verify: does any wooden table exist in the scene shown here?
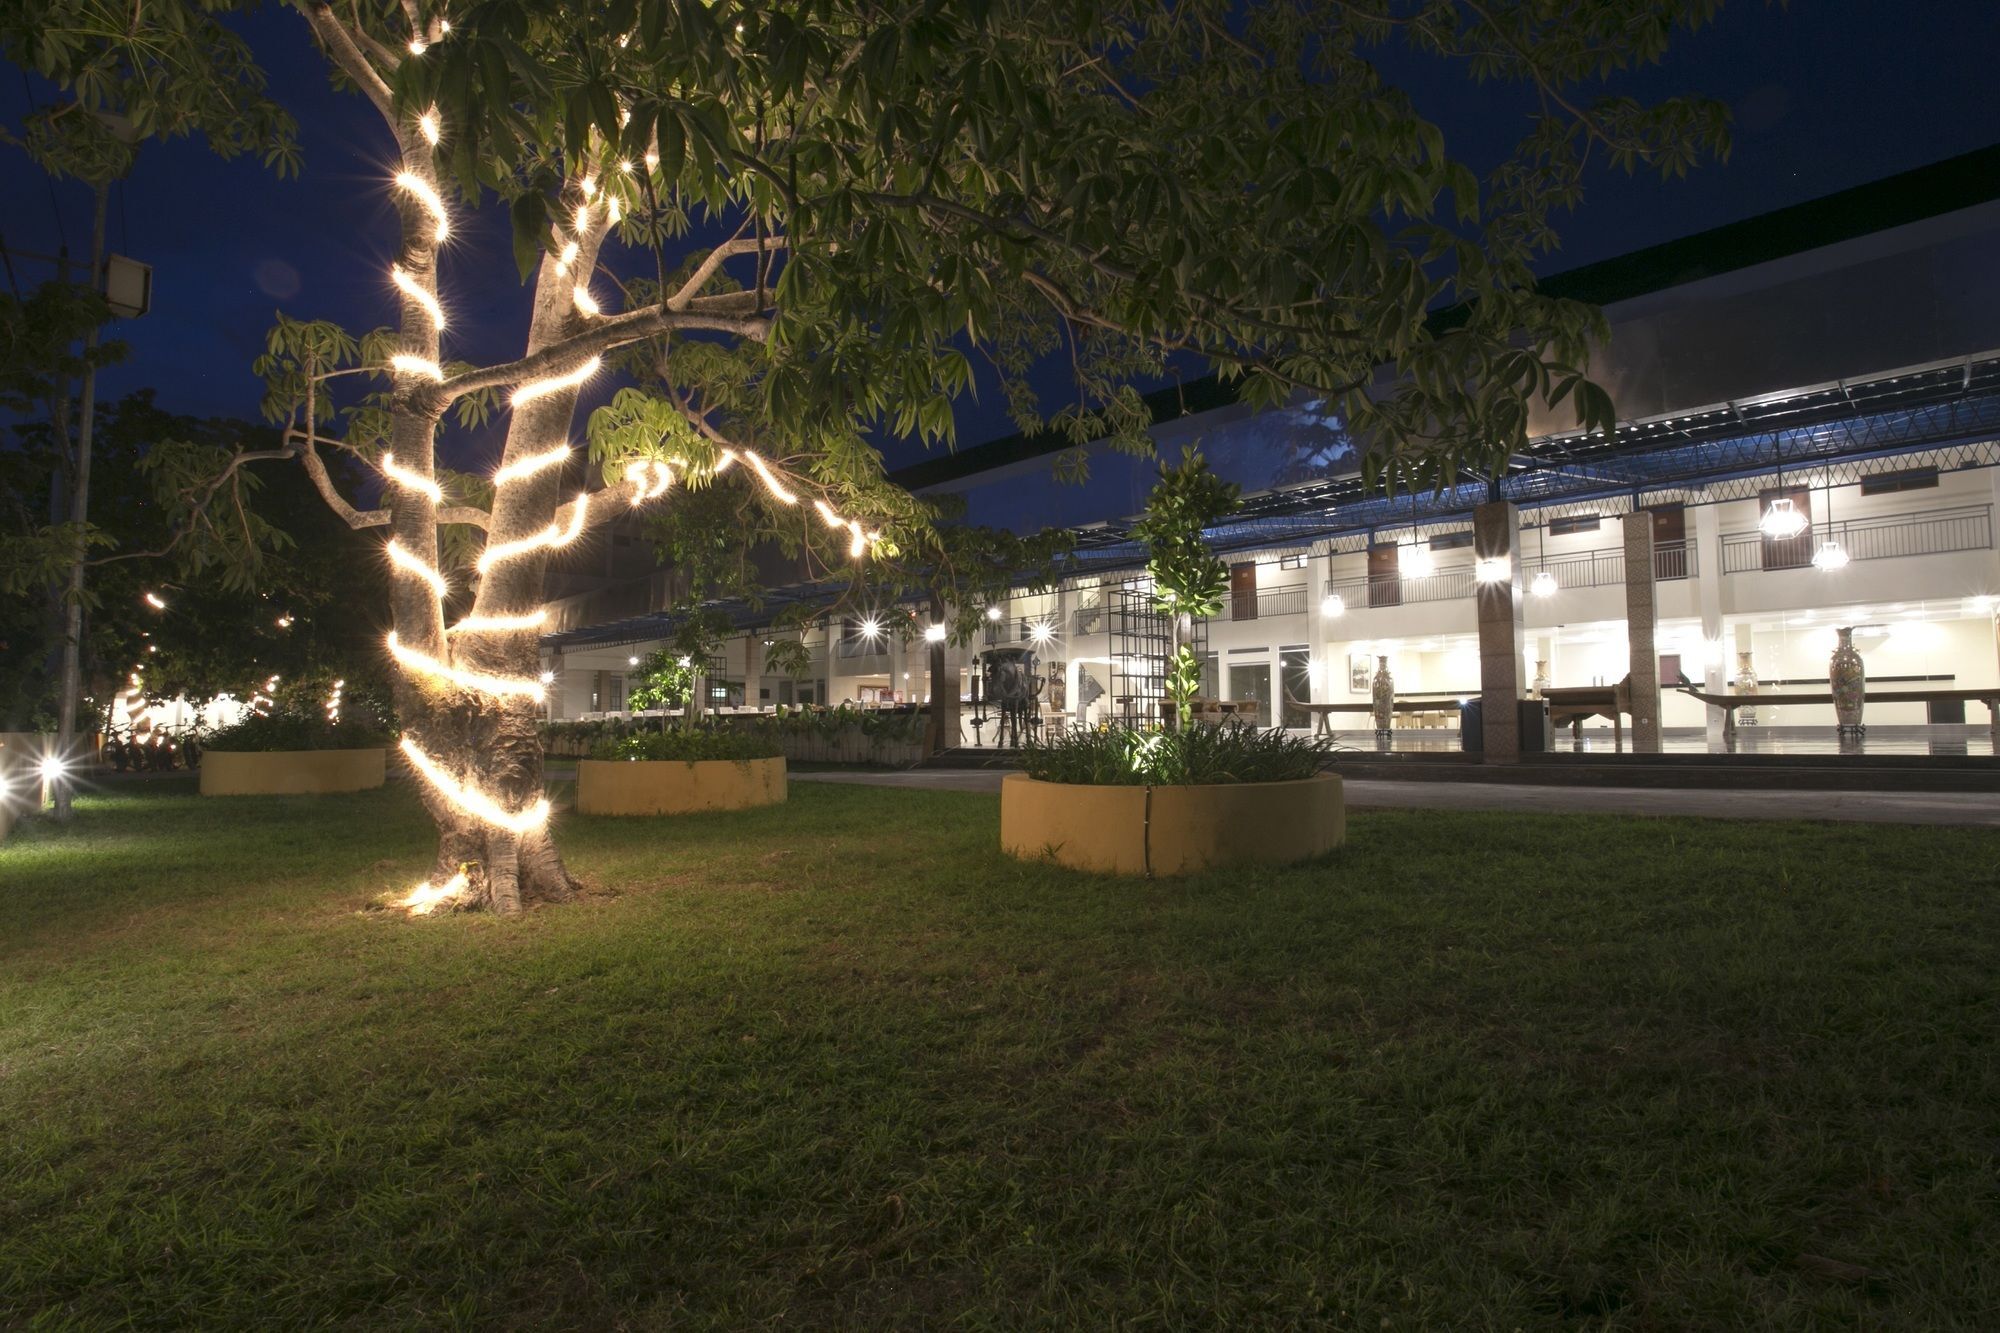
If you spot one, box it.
[1542,681,1632,748]
[1678,686,2000,743]
[1291,699,1465,735]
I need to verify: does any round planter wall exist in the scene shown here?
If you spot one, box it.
[200,748,386,796]
[576,756,787,816]
[1001,772,1344,876]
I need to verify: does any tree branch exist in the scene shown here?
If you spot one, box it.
[297,3,395,122]
[667,232,786,310]
[432,306,773,405]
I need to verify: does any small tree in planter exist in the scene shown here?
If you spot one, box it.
[1129,451,1241,729]
[628,609,734,731]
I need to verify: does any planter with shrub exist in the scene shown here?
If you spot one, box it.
[199,709,389,796]
[1003,723,1343,875]
[575,728,787,816]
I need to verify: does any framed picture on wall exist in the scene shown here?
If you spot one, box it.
[1348,653,1372,693]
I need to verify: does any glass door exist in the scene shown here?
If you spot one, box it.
[1227,661,1272,727]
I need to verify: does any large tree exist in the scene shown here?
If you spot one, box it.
[101,0,1730,911]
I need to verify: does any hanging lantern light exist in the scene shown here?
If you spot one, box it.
[1531,569,1558,598]
[1811,539,1849,571]
[1399,540,1434,579]
[1759,496,1807,540]
[1320,593,1346,618]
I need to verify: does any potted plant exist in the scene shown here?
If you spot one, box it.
[199,685,391,796]
[999,451,1344,875]
[575,727,786,815]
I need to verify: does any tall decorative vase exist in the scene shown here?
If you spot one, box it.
[1531,659,1551,699]
[1370,656,1395,732]
[1829,627,1866,733]
[1736,651,1759,727]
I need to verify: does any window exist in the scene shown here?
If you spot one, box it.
[1549,514,1600,536]
[1278,553,1306,570]
[1429,530,1474,551]
[1860,467,1939,496]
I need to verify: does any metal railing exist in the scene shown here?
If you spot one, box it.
[1720,503,1992,574]
[1233,582,1308,619]
[1319,540,1696,609]
[1324,565,1477,609]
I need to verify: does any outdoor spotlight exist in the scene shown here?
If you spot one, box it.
[923,623,947,642]
[628,655,639,666]
[861,617,883,639]
[1030,621,1053,644]
[1530,570,1558,598]
[1474,556,1510,584]
[1811,540,1850,572]
[1321,593,1345,618]
[37,755,66,782]
[1758,498,1807,540]
[985,606,1002,621]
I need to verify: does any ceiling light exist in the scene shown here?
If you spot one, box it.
[1758,498,1807,540]
[1320,594,1345,618]
[1810,540,1850,572]
[1530,570,1557,598]
[924,623,947,642]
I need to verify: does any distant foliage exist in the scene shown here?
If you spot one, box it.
[204,705,388,753]
[591,728,782,762]
[1022,723,1332,787]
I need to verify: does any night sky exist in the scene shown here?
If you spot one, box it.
[4,0,1997,473]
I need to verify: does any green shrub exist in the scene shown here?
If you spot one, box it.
[590,728,782,762]
[204,706,389,753]
[1020,722,1331,786]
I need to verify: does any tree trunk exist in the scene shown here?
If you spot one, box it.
[396,203,612,913]
[925,591,957,755]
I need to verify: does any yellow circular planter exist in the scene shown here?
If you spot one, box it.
[1001,771,1344,876]
[576,756,787,815]
[200,748,386,796]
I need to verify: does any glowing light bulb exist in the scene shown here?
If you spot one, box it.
[390,265,445,330]
[448,609,549,633]
[380,452,443,504]
[511,357,600,408]
[475,494,589,571]
[493,443,572,485]
[1321,593,1345,617]
[389,353,444,382]
[606,196,622,226]
[860,617,882,639]
[813,500,842,528]
[1811,539,1850,571]
[1530,570,1557,598]
[1759,498,1807,540]
[38,755,66,782]
[386,538,449,597]
[388,632,548,701]
[417,109,440,146]
[393,171,449,241]
[400,736,551,833]
[924,623,947,643]
[408,37,428,55]
[626,459,672,504]
[555,240,579,273]
[643,150,659,171]
[1474,556,1511,584]
[572,285,600,316]
[986,606,1002,621]
[738,450,796,504]
[1030,621,1053,644]
[144,592,167,610]
[538,670,556,684]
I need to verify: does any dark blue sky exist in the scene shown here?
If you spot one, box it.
[5,0,1997,471]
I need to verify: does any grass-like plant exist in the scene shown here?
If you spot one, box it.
[590,728,782,762]
[1021,722,1331,786]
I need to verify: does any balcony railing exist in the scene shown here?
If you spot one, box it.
[836,635,889,660]
[1720,503,1992,574]
[1232,582,1308,620]
[1322,541,1695,609]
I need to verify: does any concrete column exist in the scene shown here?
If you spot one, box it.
[1622,511,1662,753]
[1474,500,1526,760]
[1693,502,1726,746]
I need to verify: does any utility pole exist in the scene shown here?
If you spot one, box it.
[50,180,109,820]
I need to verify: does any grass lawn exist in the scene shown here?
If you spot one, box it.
[2,779,1995,1328]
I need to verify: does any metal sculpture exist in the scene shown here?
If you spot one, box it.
[968,647,1043,748]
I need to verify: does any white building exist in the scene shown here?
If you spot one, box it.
[541,148,2000,752]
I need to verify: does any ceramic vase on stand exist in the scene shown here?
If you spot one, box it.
[1830,627,1866,733]
[1736,651,1759,727]
[1370,656,1394,733]
[1531,659,1551,699]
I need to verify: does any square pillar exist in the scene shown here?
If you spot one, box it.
[1622,510,1662,753]
[1474,500,1526,761]
[1693,503,1726,747]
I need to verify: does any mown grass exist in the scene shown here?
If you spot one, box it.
[2,778,1996,1328]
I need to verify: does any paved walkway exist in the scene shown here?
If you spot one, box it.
[793,769,2000,827]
